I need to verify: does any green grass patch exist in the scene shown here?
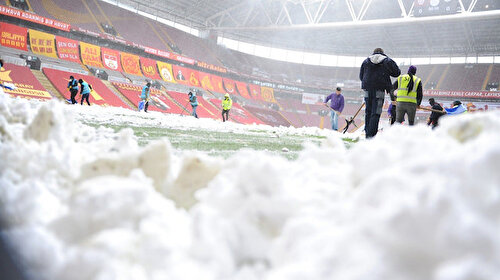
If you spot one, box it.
[83,121,357,160]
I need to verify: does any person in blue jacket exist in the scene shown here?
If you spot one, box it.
[67,76,79,104]
[78,79,92,106]
[188,91,198,118]
[140,82,151,112]
[445,100,468,115]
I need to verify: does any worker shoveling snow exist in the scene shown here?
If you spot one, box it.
[1,95,500,280]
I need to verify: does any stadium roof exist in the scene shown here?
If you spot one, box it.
[112,0,500,57]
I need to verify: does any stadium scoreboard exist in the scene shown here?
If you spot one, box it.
[413,0,460,17]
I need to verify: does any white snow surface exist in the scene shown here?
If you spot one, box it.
[1,95,500,280]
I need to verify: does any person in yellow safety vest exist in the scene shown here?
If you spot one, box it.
[222,93,232,122]
[391,65,423,125]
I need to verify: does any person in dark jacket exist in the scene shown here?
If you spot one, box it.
[427,98,444,129]
[67,76,79,104]
[388,102,396,125]
[359,48,401,138]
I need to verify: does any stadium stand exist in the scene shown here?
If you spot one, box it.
[297,112,321,128]
[279,111,304,128]
[244,105,291,127]
[88,67,129,83]
[96,1,170,51]
[419,64,447,90]
[215,48,361,88]
[276,97,308,113]
[489,64,500,89]
[2,0,499,130]
[1,62,52,100]
[112,82,184,114]
[210,98,264,125]
[399,64,436,89]
[29,0,102,33]
[166,90,218,119]
[120,71,148,84]
[462,64,490,91]
[0,44,86,75]
[214,48,249,74]
[157,25,223,67]
[83,0,117,35]
[43,67,131,108]
[197,96,222,117]
[438,64,486,91]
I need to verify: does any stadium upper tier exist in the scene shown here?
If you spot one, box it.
[28,0,223,67]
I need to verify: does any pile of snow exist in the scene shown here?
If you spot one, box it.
[65,99,346,139]
[1,95,500,280]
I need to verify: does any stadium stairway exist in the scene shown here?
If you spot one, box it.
[436,65,450,90]
[159,84,191,115]
[144,20,175,53]
[423,65,437,88]
[101,79,137,109]
[305,104,311,114]
[31,69,64,99]
[277,111,294,127]
[319,116,326,129]
[482,64,494,90]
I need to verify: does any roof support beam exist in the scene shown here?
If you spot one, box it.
[217,13,225,27]
[206,2,248,25]
[345,0,357,21]
[458,0,466,12]
[467,0,478,12]
[242,5,255,26]
[408,1,415,17]
[313,0,331,24]
[357,0,374,21]
[227,12,239,26]
[259,1,275,25]
[397,0,408,17]
[275,5,285,25]
[300,0,314,24]
[283,4,293,25]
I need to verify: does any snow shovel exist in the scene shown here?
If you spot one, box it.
[138,100,145,111]
[0,82,16,90]
[418,106,446,114]
[342,102,365,134]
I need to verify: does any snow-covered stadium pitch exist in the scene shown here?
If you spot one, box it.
[1,94,500,280]
[75,101,357,160]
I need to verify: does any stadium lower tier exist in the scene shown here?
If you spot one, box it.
[43,67,131,108]
[1,60,497,131]
[112,82,184,114]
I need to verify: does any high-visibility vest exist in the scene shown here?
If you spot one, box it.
[396,74,421,104]
[222,97,232,110]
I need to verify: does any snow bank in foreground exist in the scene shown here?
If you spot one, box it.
[1,95,500,280]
